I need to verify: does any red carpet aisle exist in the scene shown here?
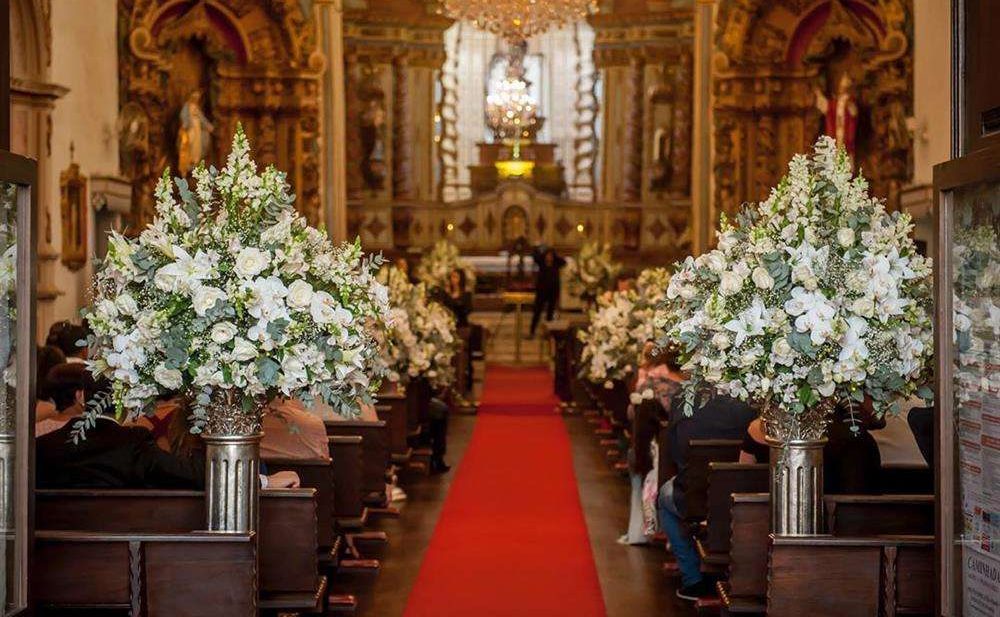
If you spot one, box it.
[403,366,606,617]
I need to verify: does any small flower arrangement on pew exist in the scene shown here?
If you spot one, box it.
[378,265,459,390]
[566,241,622,303]
[655,136,933,442]
[82,126,390,439]
[416,239,476,292]
[578,266,671,389]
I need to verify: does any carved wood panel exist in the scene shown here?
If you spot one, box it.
[118,0,323,227]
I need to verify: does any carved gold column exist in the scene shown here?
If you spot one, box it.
[344,53,364,201]
[691,0,716,255]
[316,0,348,241]
[622,55,645,202]
[392,53,415,200]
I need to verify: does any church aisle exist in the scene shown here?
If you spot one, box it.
[403,366,605,616]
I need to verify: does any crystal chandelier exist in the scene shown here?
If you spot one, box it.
[439,0,598,43]
[485,75,540,143]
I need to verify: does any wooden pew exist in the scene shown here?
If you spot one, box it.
[328,435,366,530]
[718,493,936,616]
[34,530,258,616]
[767,535,934,617]
[716,493,769,615]
[683,439,744,522]
[35,488,325,614]
[263,458,337,565]
[825,494,934,536]
[697,463,769,570]
[375,393,412,465]
[325,420,389,507]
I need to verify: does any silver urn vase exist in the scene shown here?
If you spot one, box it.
[762,402,833,536]
[202,393,263,533]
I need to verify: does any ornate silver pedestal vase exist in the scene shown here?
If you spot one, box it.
[763,403,832,536]
[202,395,263,533]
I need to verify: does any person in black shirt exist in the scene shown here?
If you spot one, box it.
[441,268,473,328]
[659,394,756,601]
[37,366,205,490]
[529,246,566,337]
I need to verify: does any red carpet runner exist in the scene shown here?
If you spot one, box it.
[404,365,606,617]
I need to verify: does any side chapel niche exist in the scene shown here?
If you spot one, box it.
[713,0,913,218]
[118,0,325,226]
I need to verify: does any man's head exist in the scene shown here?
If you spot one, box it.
[46,363,108,415]
[46,321,89,360]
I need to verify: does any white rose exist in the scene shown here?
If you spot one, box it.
[705,252,727,272]
[837,227,856,247]
[192,285,226,316]
[287,280,314,310]
[772,337,793,359]
[116,293,139,316]
[210,321,238,344]
[712,332,731,350]
[153,364,183,390]
[751,266,775,290]
[719,271,745,296]
[310,291,343,324]
[234,247,270,279]
[231,337,257,362]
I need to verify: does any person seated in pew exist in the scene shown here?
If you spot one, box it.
[659,393,756,602]
[37,365,300,490]
[907,405,933,467]
[46,320,89,364]
[261,397,330,460]
[739,401,882,495]
[620,342,683,546]
[34,345,67,435]
[870,396,929,468]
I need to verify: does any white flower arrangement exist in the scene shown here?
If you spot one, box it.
[378,266,459,389]
[566,241,622,301]
[952,219,1000,369]
[656,137,933,435]
[84,127,390,433]
[578,267,671,387]
[416,239,476,292]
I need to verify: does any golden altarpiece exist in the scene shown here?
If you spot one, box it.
[713,0,913,219]
[118,0,325,227]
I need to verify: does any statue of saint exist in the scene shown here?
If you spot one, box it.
[814,73,859,159]
[177,91,214,177]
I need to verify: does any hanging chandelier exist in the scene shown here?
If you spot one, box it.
[439,0,598,43]
[485,75,541,143]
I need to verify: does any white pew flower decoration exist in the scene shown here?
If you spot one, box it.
[378,266,459,389]
[83,126,390,438]
[578,266,671,388]
[566,241,622,302]
[655,136,933,440]
[416,239,476,292]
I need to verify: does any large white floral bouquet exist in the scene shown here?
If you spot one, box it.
[378,266,458,389]
[578,266,671,387]
[656,137,932,436]
[416,239,476,292]
[566,241,622,301]
[84,127,390,433]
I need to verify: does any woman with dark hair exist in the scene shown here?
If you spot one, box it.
[442,268,473,328]
[621,342,685,545]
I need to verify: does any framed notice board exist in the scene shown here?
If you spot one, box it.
[933,143,1000,616]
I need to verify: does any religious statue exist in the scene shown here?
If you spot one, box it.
[649,125,673,191]
[360,94,388,190]
[177,91,214,177]
[814,73,859,159]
